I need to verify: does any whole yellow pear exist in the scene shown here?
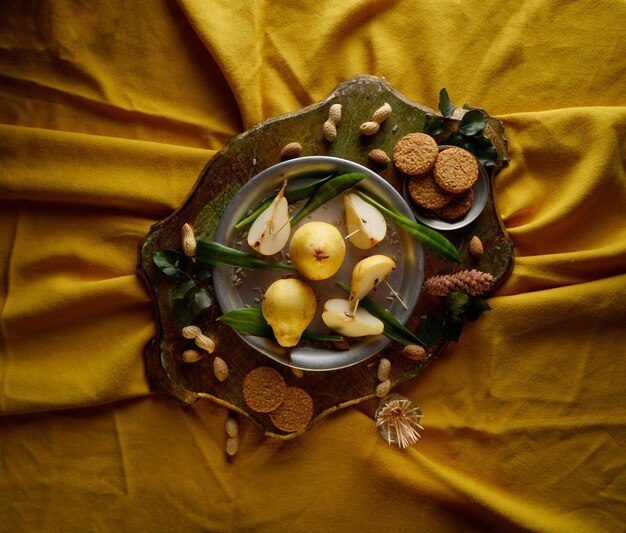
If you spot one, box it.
[262,278,317,347]
[289,221,346,280]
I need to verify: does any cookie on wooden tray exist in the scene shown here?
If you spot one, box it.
[393,133,438,175]
[436,188,474,221]
[269,386,314,432]
[433,146,479,193]
[407,171,453,210]
[242,366,287,413]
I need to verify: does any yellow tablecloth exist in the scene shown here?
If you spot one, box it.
[1,1,625,531]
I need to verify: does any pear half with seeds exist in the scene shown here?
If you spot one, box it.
[349,255,396,304]
[343,192,387,250]
[322,299,384,337]
[247,180,290,255]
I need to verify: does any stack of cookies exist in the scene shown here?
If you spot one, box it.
[393,133,479,221]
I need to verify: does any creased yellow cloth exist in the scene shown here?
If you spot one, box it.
[1,0,625,531]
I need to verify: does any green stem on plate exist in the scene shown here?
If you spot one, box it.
[195,241,296,272]
[290,172,367,225]
[337,281,425,346]
[354,190,462,264]
[234,174,335,229]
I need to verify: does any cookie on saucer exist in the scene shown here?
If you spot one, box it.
[433,147,479,193]
[393,133,438,175]
[407,171,453,210]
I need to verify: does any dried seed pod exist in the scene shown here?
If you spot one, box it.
[195,333,216,353]
[181,223,196,257]
[376,379,391,398]
[182,349,205,363]
[402,344,427,361]
[225,436,239,456]
[424,269,494,296]
[213,356,229,381]
[225,416,239,438]
[469,235,484,259]
[377,358,391,381]
[182,325,202,339]
[280,142,302,159]
[371,102,392,124]
[359,121,380,136]
[368,148,390,164]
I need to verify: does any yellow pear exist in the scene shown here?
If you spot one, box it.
[247,181,290,255]
[289,221,346,280]
[349,255,396,304]
[262,278,317,347]
[343,192,387,249]
[322,299,384,337]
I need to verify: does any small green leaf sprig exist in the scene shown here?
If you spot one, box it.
[152,249,214,319]
[417,292,492,344]
[424,88,498,168]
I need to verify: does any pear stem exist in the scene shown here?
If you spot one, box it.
[385,280,408,310]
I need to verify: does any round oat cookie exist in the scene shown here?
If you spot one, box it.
[408,171,453,210]
[393,133,438,175]
[269,386,314,432]
[242,366,287,413]
[433,147,479,193]
[436,188,474,221]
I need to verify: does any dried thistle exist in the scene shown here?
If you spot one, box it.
[375,395,423,449]
[424,269,494,297]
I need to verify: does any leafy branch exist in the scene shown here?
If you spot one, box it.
[424,88,498,168]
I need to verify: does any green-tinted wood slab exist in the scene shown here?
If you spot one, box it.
[138,75,513,439]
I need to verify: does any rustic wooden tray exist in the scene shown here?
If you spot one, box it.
[138,75,513,439]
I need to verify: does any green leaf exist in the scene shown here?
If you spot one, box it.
[416,314,443,346]
[441,132,463,147]
[438,88,455,118]
[446,291,470,318]
[424,115,445,136]
[441,315,464,342]
[290,172,366,226]
[194,288,213,310]
[234,174,334,229]
[458,109,487,136]
[464,136,498,168]
[152,250,186,278]
[464,296,492,321]
[173,278,196,300]
[196,241,296,272]
[218,307,274,338]
[192,260,212,281]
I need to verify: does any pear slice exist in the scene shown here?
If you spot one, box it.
[322,299,384,337]
[349,255,396,304]
[343,192,387,249]
[247,180,291,255]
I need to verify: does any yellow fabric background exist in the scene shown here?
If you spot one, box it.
[1,0,625,531]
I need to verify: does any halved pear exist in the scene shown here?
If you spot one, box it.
[349,255,396,304]
[247,180,290,255]
[343,192,387,249]
[322,298,384,337]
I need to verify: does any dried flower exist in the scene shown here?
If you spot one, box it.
[424,269,494,297]
[375,394,423,449]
